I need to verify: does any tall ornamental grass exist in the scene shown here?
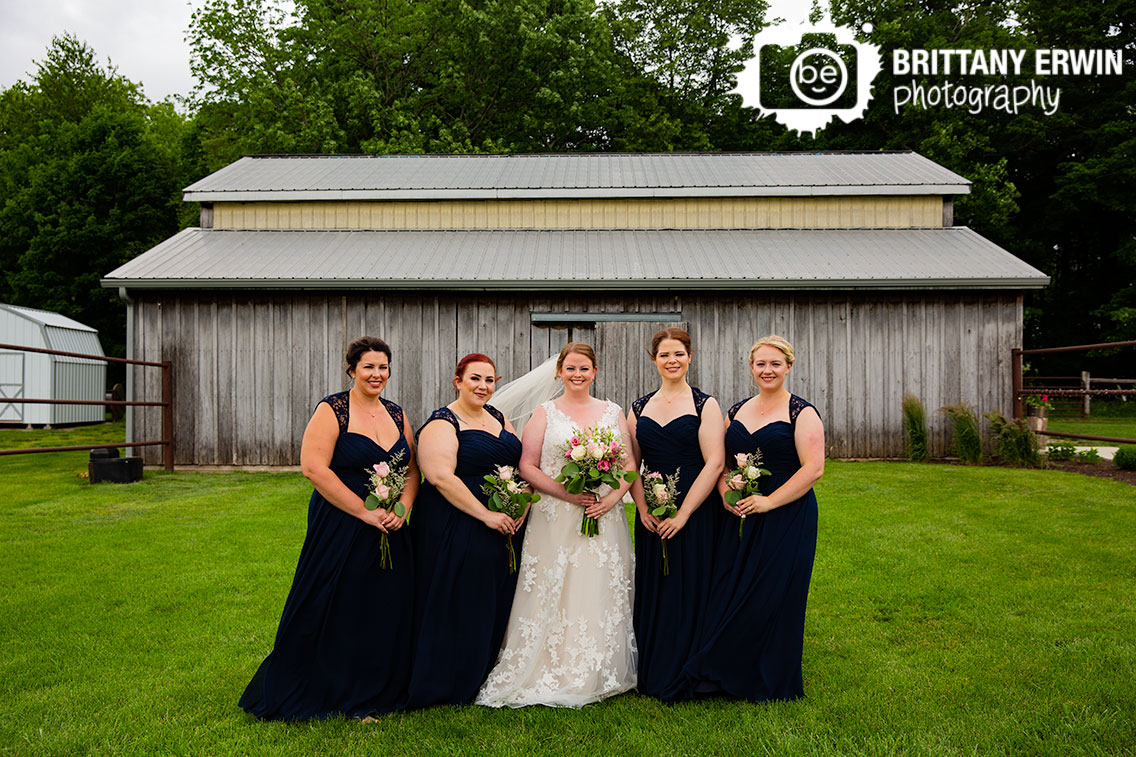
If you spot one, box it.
[901,393,930,462]
[984,411,1043,468]
[939,404,983,463]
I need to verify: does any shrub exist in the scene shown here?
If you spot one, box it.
[940,404,983,463]
[1115,445,1136,471]
[1046,441,1076,462]
[902,393,930,462]
[1075,448,1102,464]
[984,411,1043,468]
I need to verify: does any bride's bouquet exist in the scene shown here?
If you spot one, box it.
[723,450,771,540]
[556,425,638,537]
[364,451,409,569]
[643,469,680,575]
[482,465,540,573]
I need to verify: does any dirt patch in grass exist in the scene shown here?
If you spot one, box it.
[1046,459,1136,486]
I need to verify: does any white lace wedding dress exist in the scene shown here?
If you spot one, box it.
[476,400,637,707]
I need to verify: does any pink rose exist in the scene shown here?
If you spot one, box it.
[597,459,611,471]
[375,483,391,500]
[498,465,515,481]
[728,474,745,491]
[373,461,391,478]
[734,453,748,468]
[646,471,663,480]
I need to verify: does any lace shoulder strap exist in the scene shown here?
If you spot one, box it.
[631,391,656,419]
[691,387,712,416]
[727,397,749,421]
[789,394,819,424]
[484,404,506,425]
[381,397,405,432]
[320,391,350,434]
[417,406,460,440]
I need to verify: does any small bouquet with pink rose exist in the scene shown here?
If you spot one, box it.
[482,465,541,573]
[364,451,409,569]
[643,468,680,575]
[723,450,771,540]
[555,425,638,537]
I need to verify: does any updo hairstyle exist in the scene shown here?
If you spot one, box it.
[345,336,392,376]
[747,335,795,366]
[454,352,497,380]
[649,327,692,357]
[556,342,597,372]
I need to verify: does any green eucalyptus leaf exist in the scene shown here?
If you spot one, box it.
[650,506,666,516]
[562,462,580,477]
[393,502,406,517]
[490,493,502,511]
[364,494,380,511]
[724,490,742,507]
[624,471,638,483]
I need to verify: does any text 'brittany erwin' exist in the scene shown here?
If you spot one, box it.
[239,331,825,719]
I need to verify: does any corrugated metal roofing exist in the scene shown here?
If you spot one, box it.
[103,227,1048,291]
[0,303,99,332]
[184,153,971,201]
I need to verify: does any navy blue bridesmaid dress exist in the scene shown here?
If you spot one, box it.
[668,393,819,702]
[632,387,722,701]
[239,392,414,720]
[404,405,526,709]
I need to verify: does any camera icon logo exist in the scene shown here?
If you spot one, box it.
[735,19,882,135]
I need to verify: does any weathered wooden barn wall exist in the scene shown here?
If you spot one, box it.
[130,291,1020,466]
[210,196,945,231]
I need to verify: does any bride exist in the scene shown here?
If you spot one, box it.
[476,342,637,707]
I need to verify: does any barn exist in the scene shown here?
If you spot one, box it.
[0,303,107,426]
[102,152,1049,466]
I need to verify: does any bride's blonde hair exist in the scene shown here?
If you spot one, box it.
[557,342,597,372]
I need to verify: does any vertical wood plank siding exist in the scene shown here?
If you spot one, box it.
[212,197,944,231]
[132,292,1021,465]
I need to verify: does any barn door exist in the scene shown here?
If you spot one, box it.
[594,321,688,409]
[0,352,25,422]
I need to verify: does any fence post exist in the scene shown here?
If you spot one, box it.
[162,361,173,471]
[1081,371,1091,416]
[1012,348,1023,419]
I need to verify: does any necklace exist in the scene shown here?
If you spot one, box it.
[352,393,384,418]
[658,387,688,404]
[453,404,493,430]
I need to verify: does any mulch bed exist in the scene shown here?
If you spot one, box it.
[1045,459,1136,486]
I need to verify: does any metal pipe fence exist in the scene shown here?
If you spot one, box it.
[0,343,173,470]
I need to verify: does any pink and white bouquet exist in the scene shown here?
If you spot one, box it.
[723,450,771,540]
[482,465,541,573]
[643,468,680,575]
[364,451,408,569]
[555,425,638,537]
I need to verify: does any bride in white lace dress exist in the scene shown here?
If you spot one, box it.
[476,342,637,707]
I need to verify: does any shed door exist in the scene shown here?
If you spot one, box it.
[594,321,688,410]
[0,352,25,422]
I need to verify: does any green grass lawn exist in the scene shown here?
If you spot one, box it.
[2,425,1135,754]
[1046,416,1136,442]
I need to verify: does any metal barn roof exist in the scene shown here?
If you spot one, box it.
[103,227,1047,291]
[183,152,971,202]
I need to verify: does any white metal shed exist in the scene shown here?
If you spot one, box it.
[0,304,106,425]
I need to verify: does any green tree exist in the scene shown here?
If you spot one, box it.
[0,35,183,359]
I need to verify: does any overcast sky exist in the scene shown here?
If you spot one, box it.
[0,0,812,105]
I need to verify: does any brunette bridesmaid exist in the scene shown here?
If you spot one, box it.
[627,328,725,700]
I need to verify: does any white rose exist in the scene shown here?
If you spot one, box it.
[498,465,515,481]
[587,442,605,460]
[570,445,587,461]
[744,465,760,480]
[506,481,522,494]
[652,484,669,502]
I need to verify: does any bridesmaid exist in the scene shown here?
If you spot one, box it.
[669,335,825,702]
[405,353,528,708]
[239,336,419,720]
[627,328,725,700]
